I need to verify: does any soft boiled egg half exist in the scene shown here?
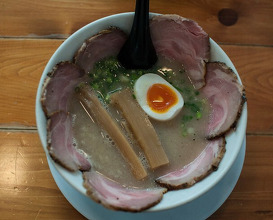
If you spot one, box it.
[134,73,184,121]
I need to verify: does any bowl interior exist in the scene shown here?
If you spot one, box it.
[35,12,247,211]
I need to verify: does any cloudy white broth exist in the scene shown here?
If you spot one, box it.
[68,55,210,188]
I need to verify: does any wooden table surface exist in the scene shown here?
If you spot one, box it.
[0,0,273,219]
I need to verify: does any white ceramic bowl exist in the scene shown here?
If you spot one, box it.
[36,12,247,213]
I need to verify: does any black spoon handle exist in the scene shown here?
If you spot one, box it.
[118,0,157,69]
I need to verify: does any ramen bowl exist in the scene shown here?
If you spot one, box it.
[35,12,247,219]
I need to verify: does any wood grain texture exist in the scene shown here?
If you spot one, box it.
[0,39,62,128]
[1,0,273,45]
[0,0,272,218]
[0,132,85,219]
[221,45,273,134]
[209,135,273,220]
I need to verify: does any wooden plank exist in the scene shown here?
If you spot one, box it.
[0,0,273,45]
[0,132,272,219]
[209,135,273,219]
[0,39,62,128]
[0,131,84,219]
[221,45,273,134]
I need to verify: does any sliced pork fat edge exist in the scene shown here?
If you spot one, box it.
[41,62,91,171]
[201,62,246,139]
[156,137,226,190]
[41,61,85,117]
[48,111,91,171]
[74,27,127,74]
[83,170,167,212]
[150,14,210,89]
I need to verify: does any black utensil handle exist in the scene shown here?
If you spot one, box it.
[118,0,157,69]
[131,0,150,47]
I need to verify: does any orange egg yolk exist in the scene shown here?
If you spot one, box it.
[147,83,178,113]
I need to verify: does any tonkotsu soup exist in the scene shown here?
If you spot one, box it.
[68,55,211,188]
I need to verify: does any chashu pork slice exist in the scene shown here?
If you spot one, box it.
[156,137,226,190]
[74,27,127,74]
[41,62,85,117]
[41,62,91,171]
[48,112,91,171]
[201,62,246,139]
[83,170,167,212]
[150,14,210,89]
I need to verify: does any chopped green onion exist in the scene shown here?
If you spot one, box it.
[182,115,193,123]
[196,111,202,119]
[195,91,200,96]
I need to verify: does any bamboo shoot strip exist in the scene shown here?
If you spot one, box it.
[77,85,147,180]
[110,88,169,169]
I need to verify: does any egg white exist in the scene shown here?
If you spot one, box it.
[134,73,184,121]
